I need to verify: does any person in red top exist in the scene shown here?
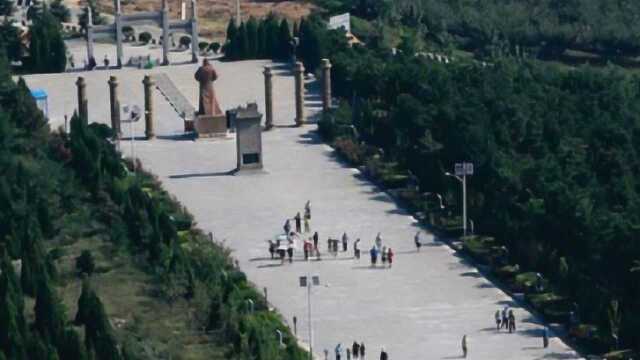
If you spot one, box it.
[387,247,394,268]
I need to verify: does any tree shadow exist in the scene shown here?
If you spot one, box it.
[535,352,582,359]
[460,271,482,278]
[156,133,196,141]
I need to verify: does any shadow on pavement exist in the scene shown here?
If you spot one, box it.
[460,271,483,278]
[169,170,233,179]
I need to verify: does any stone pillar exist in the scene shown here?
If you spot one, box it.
[143,75,155,139]
[161,0,170,65]
[321,58,332,112]
[294,61,305,126]
[263,66,273,130]
[76,77,88,123]
[108,76,121,136]
[114,0,123,67]
[85,7,94,65]
[190,0,199,63]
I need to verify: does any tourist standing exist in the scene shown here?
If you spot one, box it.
[387,248,394,268]
[342,232,349,252]
[370,246,378,267]
[462,335,468,358]
[313,231,319,250]
[284,219,291,234]
[354,238,361,259]
[352,342,360,359]
[305,200,311,219]
[415,231,422,252]
[295,212,302,233]
[375,232,382,249]
[379,347,388,360]
[304,238,312,260]
[495,309,501,331]
[304,217,310,233]
[542,326,549,348]
[360,342,365,358]
[381,246,388,266]
[103,55,110,68]
[346,348,351,360]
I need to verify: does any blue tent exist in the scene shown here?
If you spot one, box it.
[30,88,48,118]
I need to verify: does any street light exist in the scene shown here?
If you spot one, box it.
[423,192,445,209]
[299,274,320,360]
[445,162,473,236]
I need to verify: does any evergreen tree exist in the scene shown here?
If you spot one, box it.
[28,5,67,73]
[78,0,104,32]
[256,21,265,58]
[0,0,13,17]
[49,0,71,23]
[246,17,258,59]
[0,21,22,61]
[224,18,237,59]
[20,214,48,297]
[236,22,249,59]
[34,278,66,348]
[0,250,27,360]
[59,329,87,360]
[263,14,279,59]
[277,19,291,60]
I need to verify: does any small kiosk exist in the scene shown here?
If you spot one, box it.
[30,88,48,119]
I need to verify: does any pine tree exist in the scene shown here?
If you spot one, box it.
[59,329,87,360]
[34,278,66,348]
[277,19,291,60]
[20,214,48,297]
[246,17,259,59]
[28,5,67,73]
[0,250,28,360]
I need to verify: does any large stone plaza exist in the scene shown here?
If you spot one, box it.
[23,54,584,359]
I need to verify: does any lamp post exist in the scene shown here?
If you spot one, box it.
[445,162,473,236]
[299,274,320,360]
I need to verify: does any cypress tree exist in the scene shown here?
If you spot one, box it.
[263,15,279,59]
[277,19,291,60]
[224,18,237,59]
[0,250,28,360]
[28,5,67,73]
[236,22,249,59]
[246,17,259,59]
[293,20,300,38]
[59,329,87,360]
[34,278,66,349]
[257,21,266,58]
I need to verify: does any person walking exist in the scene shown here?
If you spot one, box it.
[303,238,312,260]
[287,240,294,263]
[381,246,388,266]
[295,212,302,233]
[313,231,319,250]
[501,306,509,330]
[462,335,468,358]
[347,348,351,360]
[508,310,516,333]
[354,238,361,259]
[352,342,360,359]
[542,326,549,348]
[304,217,310,233]
[414,231,422,252]
[387,248,394,268]
[268,240,275,259]
[375,232,382,249]
[370,246,378,267]
[379,347,388,360]
[335,343,343,360]
[495,309,501,331]
[342,232,349,252]
[103,54,110,68]
[360,342,365,358]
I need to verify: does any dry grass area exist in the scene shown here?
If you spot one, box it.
[94,0,317,41]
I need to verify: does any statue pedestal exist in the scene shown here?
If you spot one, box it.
[195,114,227,138]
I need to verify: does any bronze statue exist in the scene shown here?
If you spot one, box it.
[194,59,222,116]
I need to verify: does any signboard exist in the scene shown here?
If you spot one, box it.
[299,276,307,287]
[328,13,350,33]
[299,275,320,287]
[121,104,141,122]
[454,162,474,176]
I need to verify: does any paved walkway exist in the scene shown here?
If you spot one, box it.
[23,59,582,360]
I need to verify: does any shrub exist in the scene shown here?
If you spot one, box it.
[198,41,209,51]
[138,31,152,44]
[209,42,221,53]
[122,25,134,41]
[75,250,95,276]
[179,35,191,48]
[334,137,365,165]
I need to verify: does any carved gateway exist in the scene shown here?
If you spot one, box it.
[85,0,199,67]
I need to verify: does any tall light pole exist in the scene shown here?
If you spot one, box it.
[299,274,320,360]
[445,162,473,237]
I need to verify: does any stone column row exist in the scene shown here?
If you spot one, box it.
[75,76,154,140]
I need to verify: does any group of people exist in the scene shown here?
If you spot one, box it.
[330,341,369,360]
[494,306,517,333]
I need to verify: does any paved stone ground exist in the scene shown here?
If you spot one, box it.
[23,59,583,360]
